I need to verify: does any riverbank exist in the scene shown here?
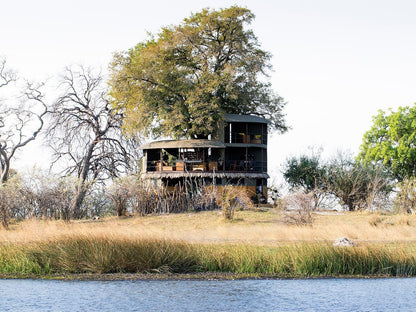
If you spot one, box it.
[0,271,402,281]
[0,209,416,279]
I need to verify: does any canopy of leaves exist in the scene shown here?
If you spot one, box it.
[358,105,416,181]
[284,150,393,211]
[109,6,287,139]
[283,153,327,193]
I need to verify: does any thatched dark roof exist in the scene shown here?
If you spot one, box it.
[225,114,270,124]
[140,139,225,150]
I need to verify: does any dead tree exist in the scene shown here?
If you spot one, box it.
[46,66,138,220]
[0,59,48,184]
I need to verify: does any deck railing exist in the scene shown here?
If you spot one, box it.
[146,160,267,173]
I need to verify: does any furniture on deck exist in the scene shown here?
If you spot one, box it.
[175,161,184,171]
[208,161,218,171]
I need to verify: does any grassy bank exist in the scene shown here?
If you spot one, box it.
[3,210,416,244]
[1,236,416,278]
[1,210,416,278]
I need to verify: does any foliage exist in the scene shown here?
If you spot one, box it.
[109,6,287,139]
[284,150,394,212]
[282,150,328,209]
[359,105,416,181]
[283,151,326,193]
[0,169,222,223]
[394,178,416,214]
[267,183,282,207]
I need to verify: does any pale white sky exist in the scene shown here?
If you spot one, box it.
[2,0,416,183]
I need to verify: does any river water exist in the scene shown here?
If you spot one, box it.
[0,277,414,311]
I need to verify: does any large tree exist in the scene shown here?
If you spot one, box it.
[46,66,138,219]
[358,105,416,181]
[0,59,48,183]
[109,6,287,139]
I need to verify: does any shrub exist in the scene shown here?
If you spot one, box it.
[217,185,254,220]
[368,214,385,227]
[107,176,218,216]
[394,178,416,214]
[281,192,314,225]
[0,176,21,228]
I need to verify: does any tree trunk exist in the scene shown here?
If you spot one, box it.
[72,186,88,219]
[70,143,96,220]
[0,154,10,184]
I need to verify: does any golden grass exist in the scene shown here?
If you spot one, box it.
[1,209,416,245]
[1,237,415,277]
[1,210,416,277]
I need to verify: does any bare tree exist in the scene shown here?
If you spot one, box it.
[0,58,16,88]
[0,59,48,184]
[46,66,139,219]
[325,152,393,211]
[282,192,314,226]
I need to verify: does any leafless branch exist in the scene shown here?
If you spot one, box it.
[46,65,139,218]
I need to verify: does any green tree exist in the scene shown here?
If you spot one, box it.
[284,150,393,211]
[283,151,327,209]
[394,178,416,214]
[109,6,287,139]
[283,152,326,193]
[358,105,416,181]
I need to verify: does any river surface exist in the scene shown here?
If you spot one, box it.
[0,277,414,311]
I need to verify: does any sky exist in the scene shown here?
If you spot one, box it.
[2,0,416,184]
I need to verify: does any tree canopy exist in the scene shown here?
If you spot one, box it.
[109,6,287,139]
[283,150,393,211]
[358,105,416,181]
[283,152,327,193]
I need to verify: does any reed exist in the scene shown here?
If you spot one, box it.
[0,236,415,277]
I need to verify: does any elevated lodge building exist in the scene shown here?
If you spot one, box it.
[139,114,269,202]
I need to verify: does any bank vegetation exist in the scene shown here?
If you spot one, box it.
[0,211,415,278]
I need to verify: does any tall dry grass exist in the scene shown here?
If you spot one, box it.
[1,210,416,277]
[0,236,415,277]
[2,210,416,245]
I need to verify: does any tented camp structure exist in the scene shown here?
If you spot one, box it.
[139,114,269,202]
